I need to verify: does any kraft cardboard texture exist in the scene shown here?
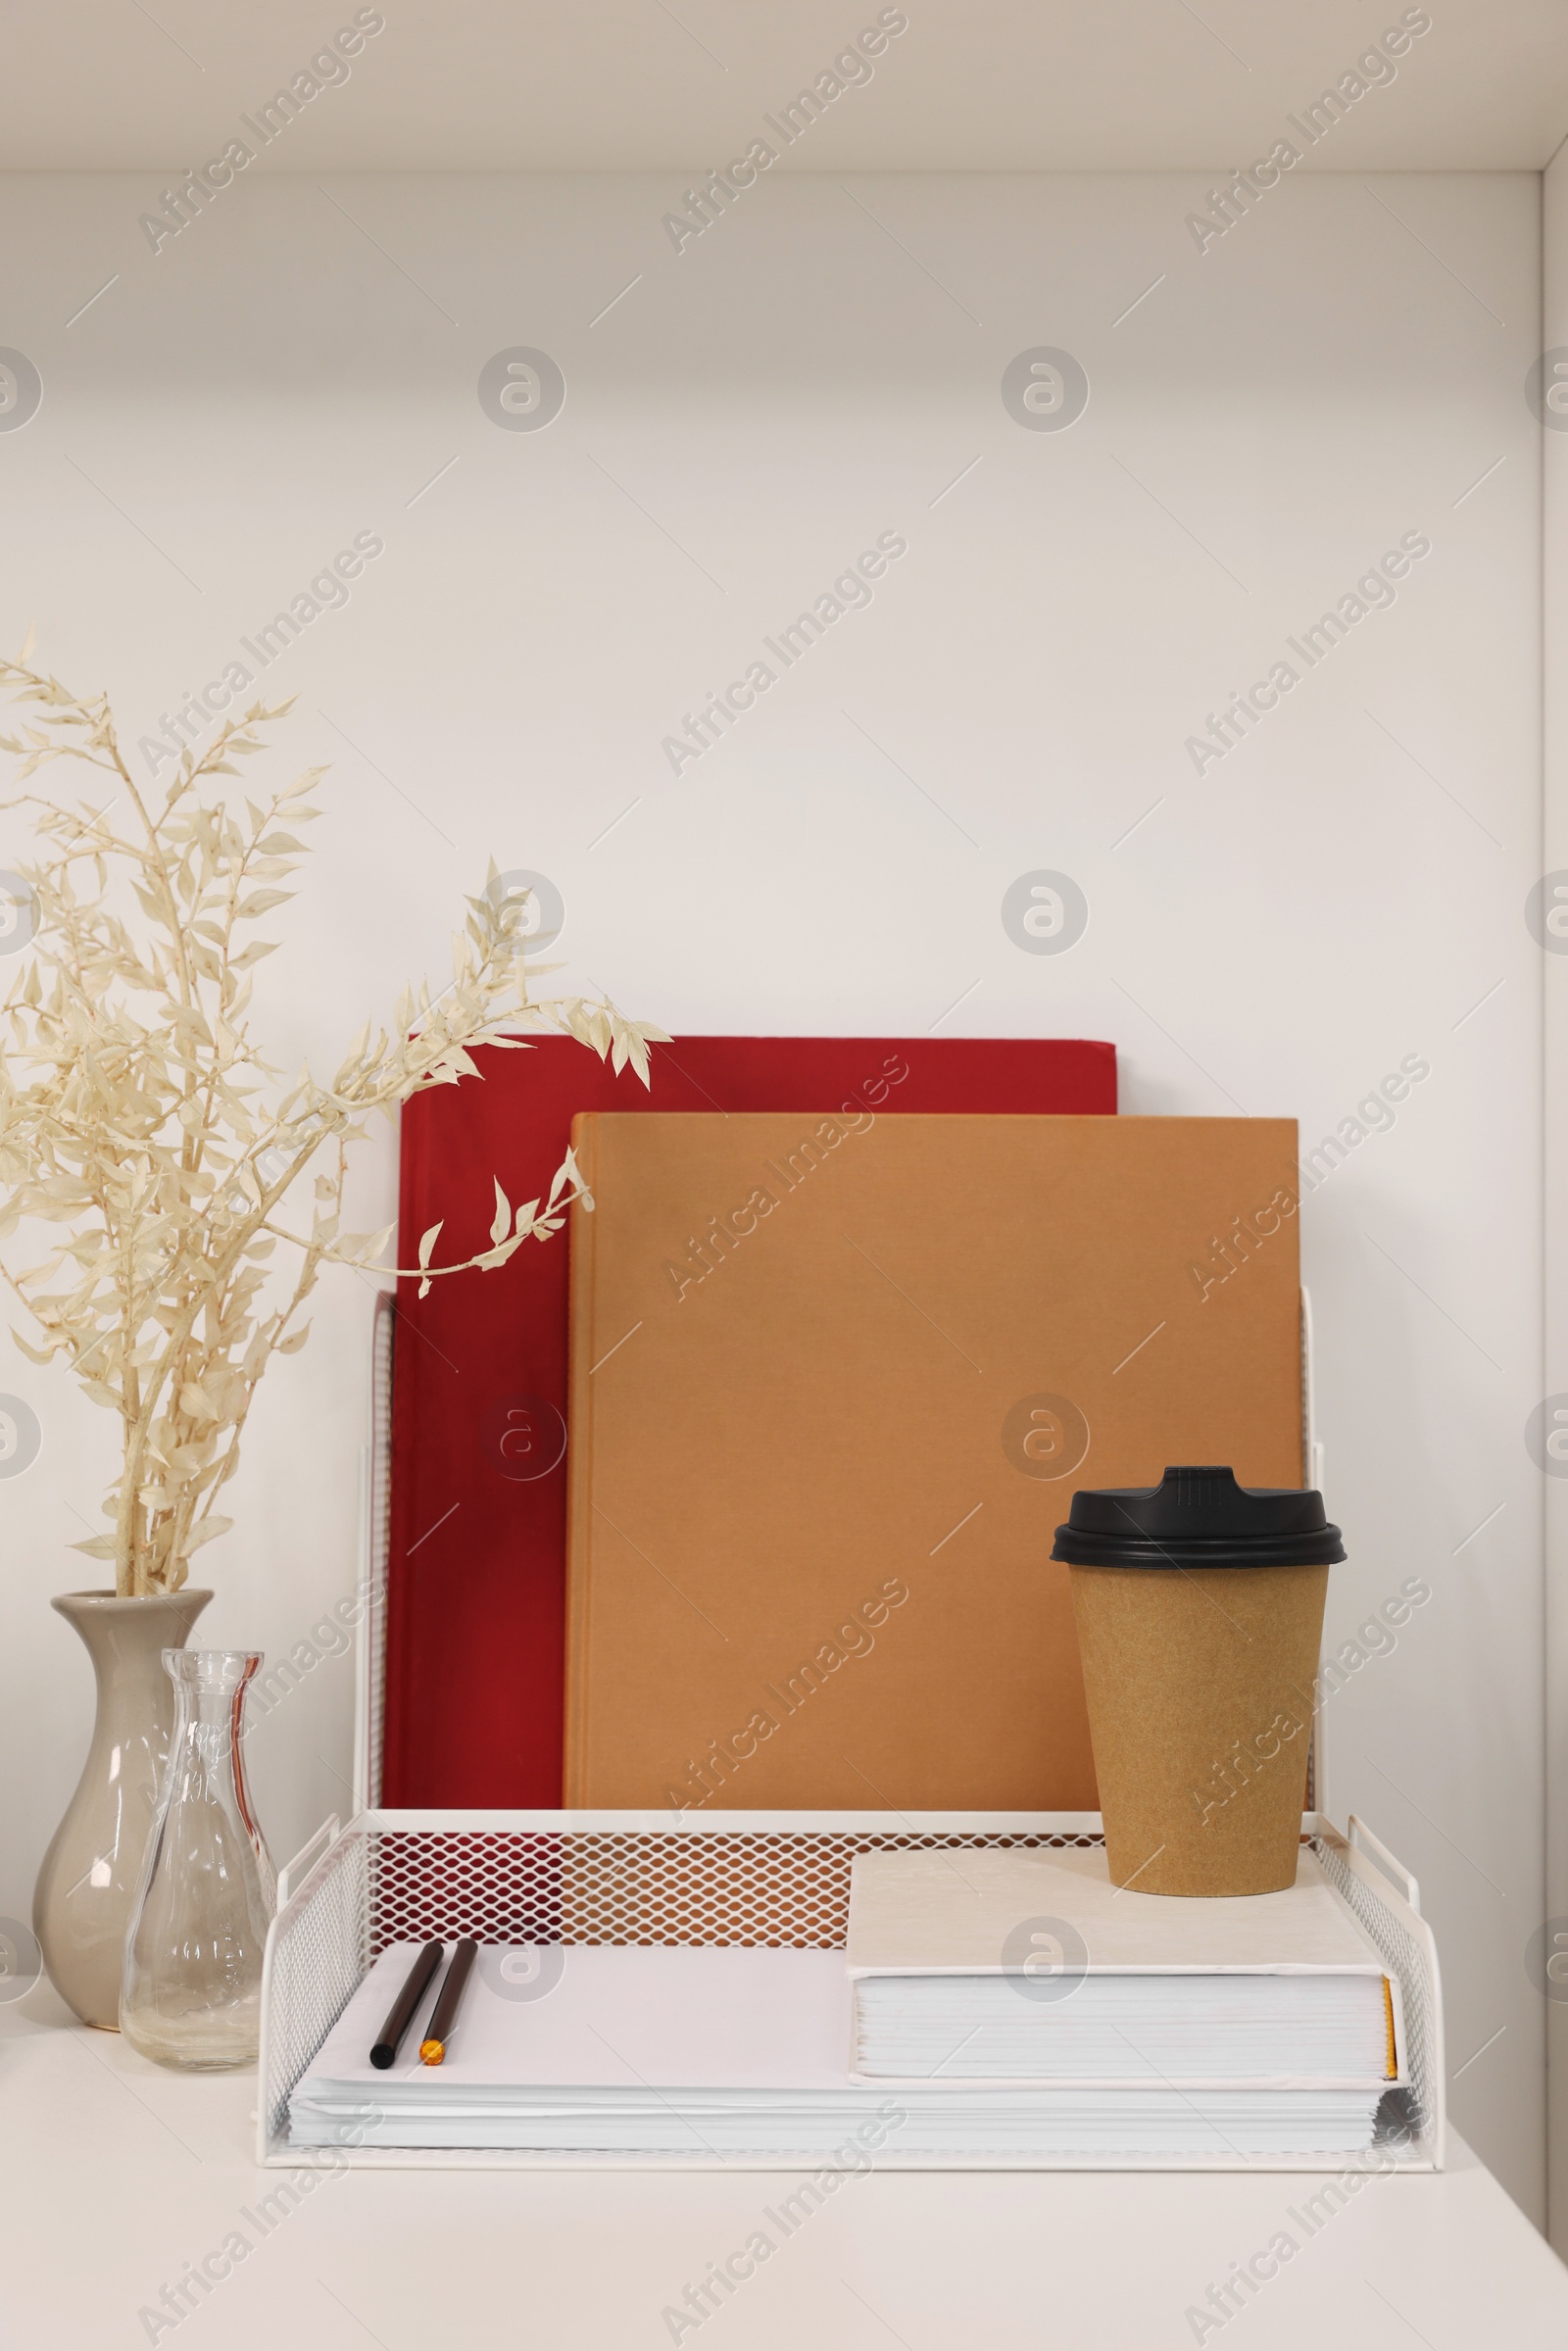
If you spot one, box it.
[1069,1562,1331,1896]
[564,1112,1303,1810]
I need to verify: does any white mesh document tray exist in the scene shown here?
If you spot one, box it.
[257,1807,1443,2172]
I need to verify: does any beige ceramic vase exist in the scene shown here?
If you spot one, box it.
[32,1589,212,2028]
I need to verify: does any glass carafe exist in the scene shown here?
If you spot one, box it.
[121,1650,275,2070]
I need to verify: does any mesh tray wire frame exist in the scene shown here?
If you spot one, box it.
[1312,1818,1444,2163]
[352,1291,395,1815]
[258,1809,1443,2167]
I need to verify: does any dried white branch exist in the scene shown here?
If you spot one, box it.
[0,651,666,1593]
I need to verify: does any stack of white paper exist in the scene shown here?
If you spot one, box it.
[856,1968,1393,2082]
[288,1903,1396,2158]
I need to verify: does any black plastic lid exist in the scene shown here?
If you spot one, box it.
[1051,1465,1345,1570]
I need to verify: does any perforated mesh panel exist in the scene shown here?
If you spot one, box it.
[361,1293,395,1812]
[263,1829,371,2145]
[1311,1832,1435,2145]
[368,1827,1105,1952]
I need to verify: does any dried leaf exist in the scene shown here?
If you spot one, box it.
[489,1178,511,1248]
[183,1516,232,1552]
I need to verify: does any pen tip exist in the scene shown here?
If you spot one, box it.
[419,2038,444,2066]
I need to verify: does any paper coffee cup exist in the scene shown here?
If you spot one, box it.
[1052,1466,1343,1897]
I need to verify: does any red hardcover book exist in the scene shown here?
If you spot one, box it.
[384,1035,1117,1804]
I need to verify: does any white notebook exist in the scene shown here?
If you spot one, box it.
[846,1846,1401,2089]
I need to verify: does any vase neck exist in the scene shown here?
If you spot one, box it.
[165,1651,269,1856]
[52,1590,214,1703]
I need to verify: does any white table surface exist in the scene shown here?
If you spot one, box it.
[5,1988,1567,2351]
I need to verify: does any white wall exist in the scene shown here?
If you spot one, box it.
[1543,146,1568,2248]
[0,170,1544,2216]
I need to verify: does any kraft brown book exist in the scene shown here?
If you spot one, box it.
[564,1112,1303,1810]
